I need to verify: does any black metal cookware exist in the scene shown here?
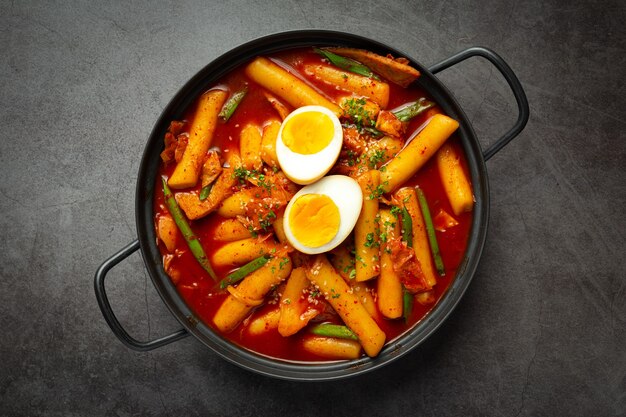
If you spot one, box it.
[94,30,529,381]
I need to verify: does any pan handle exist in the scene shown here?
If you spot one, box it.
[94,240,189,351]
[428,46,529,161]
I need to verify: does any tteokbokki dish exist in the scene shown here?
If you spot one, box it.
[154,46,474,361]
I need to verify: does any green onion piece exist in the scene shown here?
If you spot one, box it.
[362,126,383,137]
[219,254,270,289]
[198,184,213,201]
[403,290,414,323]
[162,178,218,281]
[314,48,380,80]
[401,206,413,248]
[309,323,358,340]
[400,206,415,321]
[416,187,445,276]
[392,98,436,122]
[218,87,248,122]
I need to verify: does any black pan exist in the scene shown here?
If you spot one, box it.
[94,30,529,381]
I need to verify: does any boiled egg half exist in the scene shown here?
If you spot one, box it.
[283,175,363,254]
[276,105,343,185]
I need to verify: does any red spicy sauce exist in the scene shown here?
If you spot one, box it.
[153,47,472,362]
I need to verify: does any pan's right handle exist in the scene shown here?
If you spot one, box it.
[94,240,189,351]
[428,46,530,161]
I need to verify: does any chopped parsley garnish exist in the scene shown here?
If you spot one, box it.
[368,149,386,168]
[232,167,274,194]
[346,149,360,167]
[233,167,255,184]
[247,225,259,238]
[259,210,277,231]
[368,183,386,200]
[256,173,273,193]
[279,257,290,270]
[383,220,396,229]
[364,232,378,248]
[342,98,375,130]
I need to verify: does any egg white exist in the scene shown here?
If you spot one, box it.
[276,105,343,185]
[283,175,363,254]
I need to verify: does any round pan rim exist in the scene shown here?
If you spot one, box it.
[135,29,489,381]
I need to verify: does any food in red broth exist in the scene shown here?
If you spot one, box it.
[153,47,474,361]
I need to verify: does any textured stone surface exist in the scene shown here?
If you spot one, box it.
[1,0,624,416]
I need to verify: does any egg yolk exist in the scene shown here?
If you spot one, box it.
[281,111,335,154]
[288,193,340,247]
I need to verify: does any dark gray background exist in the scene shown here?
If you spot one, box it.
[1,0,624,416]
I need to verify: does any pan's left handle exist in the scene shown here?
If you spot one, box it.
[94,240,189,351]
[429,46,530,161]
